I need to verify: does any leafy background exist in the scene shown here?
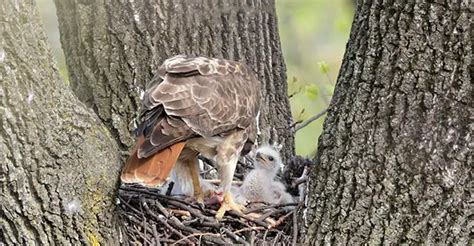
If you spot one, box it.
[37,0,354,157]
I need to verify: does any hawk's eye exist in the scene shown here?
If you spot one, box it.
[268,156,274,161]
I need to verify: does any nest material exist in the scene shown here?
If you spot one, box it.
[118,185,300,245]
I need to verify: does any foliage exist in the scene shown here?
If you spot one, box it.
[276,0,354,156]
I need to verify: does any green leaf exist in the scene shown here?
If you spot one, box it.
[304,84,319,100]
[318,61,330,74]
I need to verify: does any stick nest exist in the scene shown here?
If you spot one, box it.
[118,185,300,245]
[118,154,310,245]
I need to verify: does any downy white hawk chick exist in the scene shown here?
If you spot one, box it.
[233,145,294,205]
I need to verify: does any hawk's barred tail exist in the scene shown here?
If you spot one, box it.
[120,137,186,187]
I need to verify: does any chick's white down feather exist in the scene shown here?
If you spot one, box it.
[160,158,216,196]
[233,145,294,205]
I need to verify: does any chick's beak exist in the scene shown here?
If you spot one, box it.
[255,153,266,164]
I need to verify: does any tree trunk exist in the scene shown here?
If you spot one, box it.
[54,0,295,162]
[0,1,121,245]
[304,0,472,244]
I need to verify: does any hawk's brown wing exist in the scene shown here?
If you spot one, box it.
[136,55,261,159]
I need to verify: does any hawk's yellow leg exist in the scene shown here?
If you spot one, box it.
[215,191,245,219]
[189,162,204,204]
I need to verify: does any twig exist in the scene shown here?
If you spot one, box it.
[121,186,200,209]
[172,232,220,245]
[294,166,309,203]
[293,165,309,188]
[151,224,161,246]
[168,217,229,244]
[227,211,271,228]
[272,231,283,246]
[126,215,155,243]
[132,224,152,245]
[154,200,170,218]
[292,206,299,246]
[270,210,294,229]
[247,212,277,227]
[165,200,218,225]
[294,108,328,132]
[245,202,299,214]
[233,226,266,234]
[140,201,147,243]
[221,228,249,245]
[182,217,199,226]
[169,209,191,218]
[292,177,307,187]
[256,210,275,222]
[250,231,256,246]
[263,229,269,241]
[141,199,193,244]
[288,119,304,129]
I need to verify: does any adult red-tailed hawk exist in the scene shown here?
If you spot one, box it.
[121,55,261,218]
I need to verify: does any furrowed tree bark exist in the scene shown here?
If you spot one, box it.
[54,0,295,162]
[304,0,472,244]
[0,1,121,244]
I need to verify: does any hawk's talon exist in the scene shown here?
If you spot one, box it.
[215,191,245,219]
[196,195,205,209]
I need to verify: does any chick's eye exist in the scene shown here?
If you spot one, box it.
[268,156,274,161]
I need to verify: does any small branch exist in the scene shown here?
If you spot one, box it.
[151,224,161,246]
[256,208,289,223]
[288,119,303,129]
[120,186,200,209]
[169,209,191,218]
[165,199,218,225]
[272,231,283,246]
[292,177,307,188]
[141,199,192,244]
[294,165,309,203]
[221,228,249,245]
[245,203,299,214]
[250,231,256,245]
[227,211,271,228]
[233,226,266,234]
[292,206,299,246]
[168,217,229,244]
[294,108,328,132]
[256,210,275,222]
[270,210,294,229]
[153,200,170,218]
[172,232,220,245]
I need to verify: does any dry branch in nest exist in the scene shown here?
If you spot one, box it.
[118,185,301,245]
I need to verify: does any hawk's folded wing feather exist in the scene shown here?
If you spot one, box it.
[136,55,260,159]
